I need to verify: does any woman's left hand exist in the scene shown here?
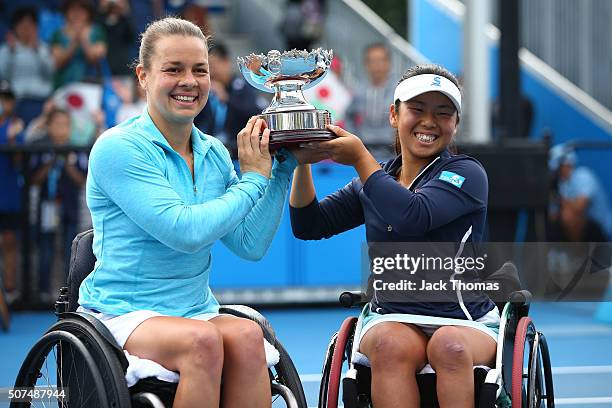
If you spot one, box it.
[302,125,370,166]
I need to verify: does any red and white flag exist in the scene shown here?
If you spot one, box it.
[304,72,352,124]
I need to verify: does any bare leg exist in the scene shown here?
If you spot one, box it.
[124,316,224,408]
[427,326,496,408]
[360,322,428,408]
[210,315,271,408]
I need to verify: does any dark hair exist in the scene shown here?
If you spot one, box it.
[10,7,38,29]
[208,41,229,59]
[0,80,15,99]
[62,0,94,19]
[46,108,71,125]
[363,42,390,60]
[393,64,461,155]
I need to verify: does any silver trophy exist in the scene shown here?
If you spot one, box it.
[237,48,335,149]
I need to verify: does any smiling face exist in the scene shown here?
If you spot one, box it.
[136,34,210,130]
[390,91,458,164]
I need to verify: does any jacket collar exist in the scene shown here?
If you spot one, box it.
[383,149,452,177]
[137,106,211,156]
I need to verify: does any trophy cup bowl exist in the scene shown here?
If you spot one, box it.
[237,48,335,149]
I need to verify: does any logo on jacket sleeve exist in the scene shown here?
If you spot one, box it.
[438,171,465,188]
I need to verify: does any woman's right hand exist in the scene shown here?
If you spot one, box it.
[237,117,272,179]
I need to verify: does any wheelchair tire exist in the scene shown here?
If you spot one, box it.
[12,317,131,408]
[272,340,308,408]
[319,317,358,408]
[537,332,555,407]
[512,317,553,408]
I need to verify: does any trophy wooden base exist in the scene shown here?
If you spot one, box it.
[268,129,336,149]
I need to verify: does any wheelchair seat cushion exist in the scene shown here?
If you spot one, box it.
[78,307,281,387]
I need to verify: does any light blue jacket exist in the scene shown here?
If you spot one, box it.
[79,109,297,317]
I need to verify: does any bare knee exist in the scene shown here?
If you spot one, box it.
[222,319,266,368]
[180,323,224,374]
[427,327,471,372]
[361,324,426,371]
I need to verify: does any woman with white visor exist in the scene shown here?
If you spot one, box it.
[290,64,498,408]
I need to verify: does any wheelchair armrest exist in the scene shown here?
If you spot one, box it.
[339,291,365,308]
[508,290,532,306]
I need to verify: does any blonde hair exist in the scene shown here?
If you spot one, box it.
[137,17,208,70]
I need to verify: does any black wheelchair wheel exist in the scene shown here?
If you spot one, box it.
[271,340,308,408]
[220,305,307,408]
[12,317,131,408]
[319,331,338,408]
[512,317,554,408]
[536,332,555,407]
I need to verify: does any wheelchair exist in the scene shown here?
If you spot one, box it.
[11,229,307,408]
[319,262,555,408]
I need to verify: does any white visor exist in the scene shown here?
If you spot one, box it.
[393,74,461,115]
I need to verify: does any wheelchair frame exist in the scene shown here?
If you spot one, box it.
[319,288,555,408]
[11,229,307,408]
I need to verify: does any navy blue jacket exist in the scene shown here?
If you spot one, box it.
[290,150,496,320]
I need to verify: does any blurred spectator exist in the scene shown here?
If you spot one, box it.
[194,41,267,156]
[115,77,146,124]
[127,0,163,60]
[0,7,54,126]
[280,0,324,51]
[176,1,211,35]
[50,0,107,89]
[548,145,612,242]
[26,85,107,145]
[30,108,87,302]
[0,82,25,304]
[97,0,135,78]
[345,43,395,159]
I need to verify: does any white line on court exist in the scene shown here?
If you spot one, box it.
[553,365,612,374]
[537,325,612,336]
[300,374,322,382]
[308,398,612,408]
[555,397,612,405]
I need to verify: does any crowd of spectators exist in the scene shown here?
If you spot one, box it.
[0,0,229,306]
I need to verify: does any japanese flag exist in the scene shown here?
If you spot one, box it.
[304,72,352,123]
[52,82,103,144]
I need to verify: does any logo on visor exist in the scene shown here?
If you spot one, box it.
[431,76,442,87]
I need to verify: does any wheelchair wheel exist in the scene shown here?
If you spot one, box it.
[319,317,358,408]
[271,340,308,408]
[512,317,554,408]
[12,317,131,408]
